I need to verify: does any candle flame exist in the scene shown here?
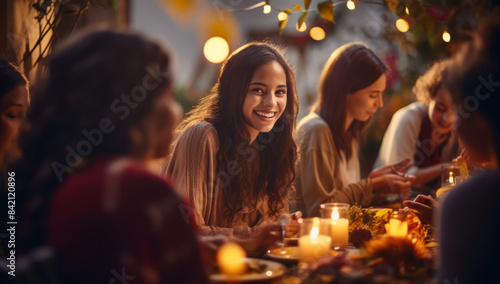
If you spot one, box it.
[448,171,454,184]
[310,226,319,239]
[331,208,339,220]
[310,217,320,239]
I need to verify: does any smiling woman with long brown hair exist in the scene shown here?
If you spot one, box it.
[164,42,299,246]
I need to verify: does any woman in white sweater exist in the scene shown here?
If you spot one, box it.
[294,43,415,217]
[374,60,460,191]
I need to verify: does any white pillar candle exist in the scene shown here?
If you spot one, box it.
[330,207,349,249]
[298,219,331,264]
[331,218,349,248]
[387,218,408,238]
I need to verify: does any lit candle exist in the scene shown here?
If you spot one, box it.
[217,242,247,276]
[298,218,331,265]
[448,171,454,184]
[330,207,349,249]
[386,218,408,238]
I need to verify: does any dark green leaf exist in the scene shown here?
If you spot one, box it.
[112,0,118,10]
[317,1,335,23]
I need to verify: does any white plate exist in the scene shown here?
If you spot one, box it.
[209,258,285,282]
[266,246,299,262]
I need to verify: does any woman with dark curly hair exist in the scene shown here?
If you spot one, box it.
[163,42,299,248]
[374,60,461,191]
[17,30,207,283]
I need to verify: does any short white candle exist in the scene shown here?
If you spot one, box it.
[387,218,408,238]
[299,221,331,264]
[331,219,349,248]
[330,207,349,248]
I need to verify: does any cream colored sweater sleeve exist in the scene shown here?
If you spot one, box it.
[295,117,373,217]
[165,123,234,236]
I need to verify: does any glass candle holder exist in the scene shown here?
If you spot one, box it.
[441,164,460,187]
[297,217,331,269]
[319,203,349,250]
[386,211,408,238]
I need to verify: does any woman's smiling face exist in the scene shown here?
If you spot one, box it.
[242,60,287,143]
[428,85,455,135]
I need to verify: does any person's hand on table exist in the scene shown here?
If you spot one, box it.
[369,158,413,179]
[371,173,416,197]
[238,223,282,256]
[403,194,438,226]
[198,235,228,268]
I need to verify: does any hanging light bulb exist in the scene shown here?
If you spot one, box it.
[347,0,355,10]
[277,11,288,21]
[204,37,229,63]
[263,4,271,14]
[396,19,409,33]
[310,27,326,41]
[442,31,451,42]
[296,22,307,32]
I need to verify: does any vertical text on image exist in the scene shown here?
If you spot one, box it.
[6,171,17,276]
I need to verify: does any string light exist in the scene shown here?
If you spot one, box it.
[263,4,271,14]
[204,37,229,63]
[296,22,307,32]
[347,0,355,10]
[395,19,409,33]
[442,31,451,42]
[405,7,410,15]
[277,11,288,21]
[310,27,326,41]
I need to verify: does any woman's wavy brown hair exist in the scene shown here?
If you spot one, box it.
[312,43,387,160]
[413,59,453,106]
[176,42,298,225]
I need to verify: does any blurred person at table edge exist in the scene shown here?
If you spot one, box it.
[163,42,301,254]
[0,59,29,257]
[15,29,208,283]
[293,43,416,217]
[437,19,500,284]
[374,59,461,192]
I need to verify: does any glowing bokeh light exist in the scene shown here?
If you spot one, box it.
[310,27,326,41]
[347,0,355,10]
[443,31,451,42]
[263,4,271,14]
[296,22,307,32]
[204,37,229,63]
[396,19,409,33]
[278,12,288,21]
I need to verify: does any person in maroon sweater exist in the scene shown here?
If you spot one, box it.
[16,30,207,283]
